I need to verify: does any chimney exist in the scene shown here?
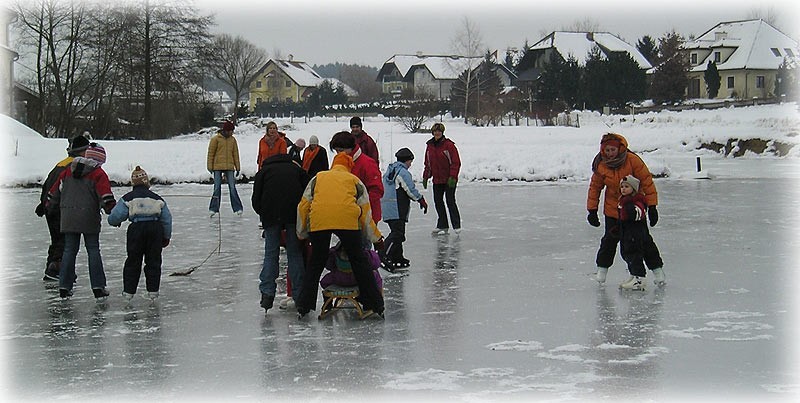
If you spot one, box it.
[416,50,423,57]
[586,32,594,41]
[288,54,294,61]
[714,31,728,41]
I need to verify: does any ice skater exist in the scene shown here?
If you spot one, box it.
[380,148,428,270]
[35,134,91,281]
[422,123,461,235]
[586,132,665,286]
[108,166,173,301]
[46,143,116,302]
[207,120,243,217]
[616,175,662,290]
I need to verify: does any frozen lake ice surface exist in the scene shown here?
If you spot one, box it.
[1,158,799,402]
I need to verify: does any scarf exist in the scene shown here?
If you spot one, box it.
[591,150,629,172]
[302,146,320,172]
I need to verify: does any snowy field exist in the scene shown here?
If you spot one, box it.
[1,104,800,401]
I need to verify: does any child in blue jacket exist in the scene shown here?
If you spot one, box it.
[108,166,173,301]
[379,148,427,271]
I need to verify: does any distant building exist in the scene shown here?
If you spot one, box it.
[516,31,652,90]
[376,53,484,99]
[1,7,18,116]
[248,56,356,110]
[683,19,799,99]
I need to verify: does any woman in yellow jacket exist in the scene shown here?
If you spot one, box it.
[586,133,665,286]
[207,121,242,216]
[296,152,385,318]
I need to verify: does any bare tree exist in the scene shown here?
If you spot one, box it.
[449,16,485,123]
[15,0,95,136]
[210,34,267,123]
[561,17,602,32]
[747,6,780,28]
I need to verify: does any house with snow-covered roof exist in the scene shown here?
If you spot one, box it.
[376,53,484,99]
[248,56,356,110]
[515,31,652,89]
[683,19,799,100]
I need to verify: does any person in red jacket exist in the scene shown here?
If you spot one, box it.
[350,116,379,163]
[586,132,665,287]
[329,131,383,224]
[422,123,461,235]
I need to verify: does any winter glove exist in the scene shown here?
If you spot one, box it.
[648,206,659,227]
[35,203,45,217]
[373,237,385,253]
[587,210,600,227]
[447,177,457,188]
[422,177,428,189]
[162,238,170,248]
[103,201,116,215]
[418,197,428,214]
[208,169,213,175]
[235,170,240,177]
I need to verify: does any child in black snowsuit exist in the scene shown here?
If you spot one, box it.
[108,166,173,301]
[617,175,659,290]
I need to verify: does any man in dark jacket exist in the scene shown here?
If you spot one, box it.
[251,154,310,312]
[350,116,379,163]
[36,134,90,281]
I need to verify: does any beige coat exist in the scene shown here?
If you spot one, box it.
[207,132,240,171]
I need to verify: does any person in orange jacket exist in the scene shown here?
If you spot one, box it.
[586,132,665,287]
[256,121,287,169]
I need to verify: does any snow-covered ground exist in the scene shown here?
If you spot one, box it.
[2,102,799,187]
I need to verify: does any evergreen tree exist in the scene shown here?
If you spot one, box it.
[561,55,582,108]
[775,59,797,100]
[581,46,609,110]
[606,52,647,107]
[536,51,565,103]
[704,61,721,98]
[648,31,689,104]
[636,35,659,65]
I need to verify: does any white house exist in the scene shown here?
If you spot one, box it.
[683,19,799,99]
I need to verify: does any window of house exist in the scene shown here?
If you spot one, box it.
[714,52,721,62]
[771,48,782,57]
[256,97,262,104]
[727,76,734,89]
[756,76,765,88]
[784,48,795,57]
[285,80,292,87]
[691,53,697,64]
[256,81,262,88]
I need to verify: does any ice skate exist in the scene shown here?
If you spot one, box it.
[260,294,274,312]
[59,288,73,300]
[209,210,218,218]
[432,228,448,236]
[652,267,666,286]
[278,296,295,310]
[43,261,60,281]
[147,292,159,301]
[93,287,110,303]
[619,276,646,291]
[595,267,608,284]
[122,292,135,303]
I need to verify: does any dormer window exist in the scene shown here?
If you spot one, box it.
[714,52,721,62]
[771,48,782,57]
[691,53,697,64]
[784,48,795,57]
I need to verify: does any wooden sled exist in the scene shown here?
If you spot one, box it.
[318,285,375,320]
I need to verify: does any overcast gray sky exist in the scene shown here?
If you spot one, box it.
[195,0,799,67]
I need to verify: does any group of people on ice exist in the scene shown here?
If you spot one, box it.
[36,116,666,319]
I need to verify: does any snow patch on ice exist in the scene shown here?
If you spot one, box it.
[382,368,464,391]
[536,352,585,362]
[551,344,588,352]
[715,335,774,341]
[704,311,765,319]
[659,329,702,338]
[760,383,800,393]
[486,340,544,351]
[597,342,632,350]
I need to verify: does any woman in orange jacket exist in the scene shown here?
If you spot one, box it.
[256,121,287,169]
[586,133,665,287]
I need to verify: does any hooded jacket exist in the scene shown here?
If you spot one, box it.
[349,145,383,223]
[256,134,287,168]
[380,161,423,222]
[107,185,173,239]
[47,157,115,234]
[423,135,461,184]
[207,131,240,171]
[587,133,658,218]
[296,153,381,243]
[252,154,309,225]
